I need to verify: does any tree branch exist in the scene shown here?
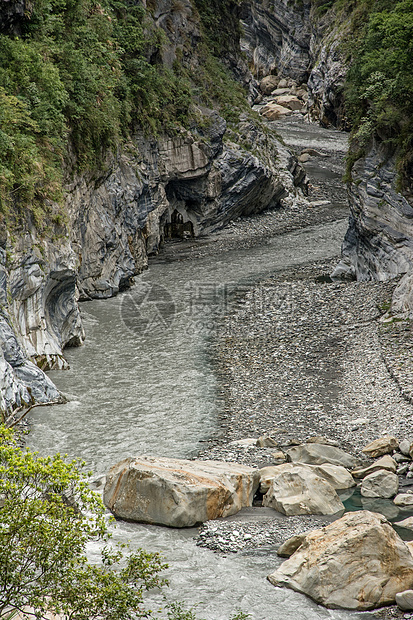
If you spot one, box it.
[5,402,61,429]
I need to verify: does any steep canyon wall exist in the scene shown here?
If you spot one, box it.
[0,0,306,415]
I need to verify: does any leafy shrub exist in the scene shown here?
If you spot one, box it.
[0,426,167,619]
[342,0,413,185]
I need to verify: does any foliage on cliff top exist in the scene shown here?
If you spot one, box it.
[0,0,251,227]
[315,0,413,188]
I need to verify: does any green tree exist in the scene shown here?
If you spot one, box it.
[0,426,167,620]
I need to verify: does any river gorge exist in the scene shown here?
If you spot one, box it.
[2,0,413,618]
[23,118,388,619]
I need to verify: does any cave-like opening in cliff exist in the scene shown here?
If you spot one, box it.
[163,208,194,240]
[163,180,202,239]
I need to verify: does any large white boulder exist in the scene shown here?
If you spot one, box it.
[103,456,259,527]
[268,511,413,610]
[261,464,344,516]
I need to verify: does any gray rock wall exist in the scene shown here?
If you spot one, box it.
[241,0,312,83]
[332,142,413,285]
[0,0,308,415]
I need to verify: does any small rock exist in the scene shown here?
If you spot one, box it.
[352,454,397,478]
[256,435,278,448]
[394,493,413,508]
[274,95,303,111]
[277,533,307,557]
[229,438,257,448]
[306,436,340,447]
[362,436,399,458]
[396,590,413,611]
[271,87,291,96]
[360,470,399,499]
[395,453,411,464]
[399,439,413,457]
[395,516,413,530]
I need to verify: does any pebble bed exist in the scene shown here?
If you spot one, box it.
[190,117,413,619]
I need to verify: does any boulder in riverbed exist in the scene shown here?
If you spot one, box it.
[286,442,358,469]
[275,95,303,111]
[268,511,413,610]
[261,464,344,516]
[103,456,259,527]
[394,493,413,508]
[395,516,413,530]
[259,75,279,94]
[360,470,399,499]
[260,103,292,120]
[259,462,354,493]
[362,436,398,458]
[396,590,413,611]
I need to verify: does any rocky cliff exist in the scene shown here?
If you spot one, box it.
[0,0,307,416]
[242,1,413,312]
[241,1,348,128]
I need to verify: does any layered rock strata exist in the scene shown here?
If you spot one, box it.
[0,0,307,415]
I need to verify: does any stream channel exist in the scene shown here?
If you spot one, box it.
[26,120,379,619]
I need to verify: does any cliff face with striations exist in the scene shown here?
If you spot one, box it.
[0,0,306,415]
[241,0,312,83]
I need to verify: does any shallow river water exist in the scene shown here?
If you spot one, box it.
[25,215,380,619]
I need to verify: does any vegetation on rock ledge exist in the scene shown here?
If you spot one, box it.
[0,0,249,225]
[317,0,413,188]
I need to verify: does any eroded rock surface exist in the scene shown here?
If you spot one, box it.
[103,456,259,527]
[268,511,413,610]
[261,463,344,516]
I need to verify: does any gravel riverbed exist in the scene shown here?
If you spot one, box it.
[180,117,413,619]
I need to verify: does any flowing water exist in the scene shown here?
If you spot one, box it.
[25,120,378,619]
